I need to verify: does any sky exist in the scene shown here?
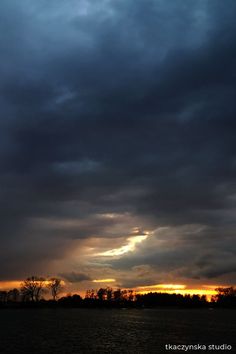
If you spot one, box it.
[0,0,236,296]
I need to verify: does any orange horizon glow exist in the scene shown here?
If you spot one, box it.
[0,280,232,300]
[0,279,65,290]
[136,288,217,299]
[0,281,22,290]
[134,284,218,300]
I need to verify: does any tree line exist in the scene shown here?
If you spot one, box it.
[0,277,236,308]
[0,276,62,303]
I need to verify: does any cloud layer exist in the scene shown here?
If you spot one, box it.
[0,0,236,288]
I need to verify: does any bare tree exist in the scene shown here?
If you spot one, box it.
[20,276,46,302]
[47,278,62,300]
[85,289,96,299]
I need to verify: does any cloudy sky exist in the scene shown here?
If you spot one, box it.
[1,0,236,295]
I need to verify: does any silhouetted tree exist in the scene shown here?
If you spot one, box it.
[215,286,236,297]
[113,289,122,301]
[213,286,236,306]
[58,293,82,307]
[85,289,98,300]
[20,276,46,302]
[127,289,135,301]
[97,288,107,301]
[47,278,62,300]
[106,287,113,301]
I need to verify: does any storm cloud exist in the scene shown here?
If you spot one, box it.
[0,0,236,288]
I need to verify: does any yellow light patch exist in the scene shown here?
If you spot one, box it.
[92,279,116,283]
[136,284,217,301]
[138,284,186,290]
[97,235,148,257]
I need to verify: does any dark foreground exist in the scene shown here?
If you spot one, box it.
[0,308,235,354]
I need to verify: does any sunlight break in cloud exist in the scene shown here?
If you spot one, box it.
[97,235,148,257]
[92,279,116,283]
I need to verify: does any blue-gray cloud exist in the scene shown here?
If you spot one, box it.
[0,0,236,283]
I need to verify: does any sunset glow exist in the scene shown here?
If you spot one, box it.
[0,0,235,320]
[0,280,219,301]
[0,281,22,290]
[136,285,217,300]
[0,280,65,290]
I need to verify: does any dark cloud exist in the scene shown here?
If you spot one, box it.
[108,225,236,284]
[0,0,236,285]
[59,272,91,283]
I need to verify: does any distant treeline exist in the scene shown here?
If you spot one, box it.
[0,277,236,309]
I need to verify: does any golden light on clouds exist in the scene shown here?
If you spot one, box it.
[137,284,187,290]
[97,234,148,257]
[0,280,222,302]
[92,279,116,283]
